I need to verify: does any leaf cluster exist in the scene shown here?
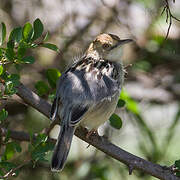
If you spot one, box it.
[29,133,54,163]
[0,19,59,178]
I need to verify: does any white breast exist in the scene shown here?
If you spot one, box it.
[80,92,119,130]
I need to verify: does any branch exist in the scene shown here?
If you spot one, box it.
[162,0,180,39]
[16,83,51,118]
[13,82,179,180]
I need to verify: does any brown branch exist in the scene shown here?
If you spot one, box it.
[11,82,179,180]
[0,127,31,141]
[16,83,51,118]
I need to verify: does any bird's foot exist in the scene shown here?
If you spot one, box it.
[86,129,98,139]
[86,129,98,148]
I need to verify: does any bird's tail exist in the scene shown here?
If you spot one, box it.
[51,125,75,171]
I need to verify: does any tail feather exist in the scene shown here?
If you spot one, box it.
[51,125,75,171]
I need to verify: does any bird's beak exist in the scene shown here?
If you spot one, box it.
[118,39,133,45]
[110,39,133,50]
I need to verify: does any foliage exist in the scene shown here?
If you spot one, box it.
[109,113,122,129]
[0,108,8,122]
[0,19,59,178]
[0,18,59,99]
[29,133,54,163]
[175,160,180,177]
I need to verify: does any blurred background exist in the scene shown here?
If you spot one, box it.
[0,0,180,179]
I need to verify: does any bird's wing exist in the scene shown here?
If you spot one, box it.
[50,83,89,126]
[51,58,121,126]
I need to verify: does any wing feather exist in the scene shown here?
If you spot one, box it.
[52,57,121,126]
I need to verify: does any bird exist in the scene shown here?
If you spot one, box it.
[50,33,133,172]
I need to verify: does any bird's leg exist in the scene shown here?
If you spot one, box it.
[86,129,99,148]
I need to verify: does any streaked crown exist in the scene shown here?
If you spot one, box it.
[86,33,133,62]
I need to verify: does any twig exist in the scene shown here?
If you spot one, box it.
[161,0,180,39]
[0,160,31,179]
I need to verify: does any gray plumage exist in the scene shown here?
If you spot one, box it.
[50,57,123,171]
[50,33,132,171]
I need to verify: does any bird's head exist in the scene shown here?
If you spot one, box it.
[86,33,133,62]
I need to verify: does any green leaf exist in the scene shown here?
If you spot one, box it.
[31,142,54,161]
[17,47,27,59]
[5,47,15,61]
[35,81,50,96]
[9,27,22,43]
[175,160,180,170]
[5,82,17,95]
[0,22,6,45]
[117,99,126,108]
[0,71,8,80]
[8,74,20,86]
[3,142,15,160]
[0,48,2,57]
[46,68,61,88]
[4,130,10,143]
[120,89,140,115]
[0,108,8,122]
[6,40,15,61]
[4,74,20,95]
[153,35,164,45]
[23,22,33,42]
[12,142,22,153]
[175,160,180,176]
[2,142,22,161]
[176,172,180,177]
[41,43,59,52]
[0,65,3,75]
[48,91,56,102]
[17,41,29,59]
[32,133,48,147]
[120,89,129,100]
[32,18,44,41]
[7,40,14,49]
[22,56,35,64]
[126,99,140,115]
[0,169,4,176]
[43,31,49,42]
[109,113,122,129]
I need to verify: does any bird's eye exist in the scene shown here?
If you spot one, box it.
[102,43,110,49]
